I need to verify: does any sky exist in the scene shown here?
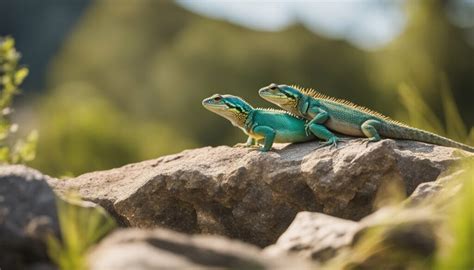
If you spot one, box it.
[177,0,407,50]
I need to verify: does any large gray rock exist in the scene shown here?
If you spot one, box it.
[87,227,316,270]
[0,165,116,270]
[0,165,59,270]
[264,211,359,262]
[265,207,438,266]
[407,167,467,205]
[49,139,472,246]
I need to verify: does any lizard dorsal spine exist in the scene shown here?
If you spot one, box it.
[291,85,408,127]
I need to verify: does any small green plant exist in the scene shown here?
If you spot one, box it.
[0,36,37,164]
[398,80,474,144]
[435,161,474,270]
[47,193,117,270]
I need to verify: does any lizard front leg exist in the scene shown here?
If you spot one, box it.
[305,108,341,148]
[252,126,276,152]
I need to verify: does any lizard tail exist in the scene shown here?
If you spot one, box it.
[380,122,474,153]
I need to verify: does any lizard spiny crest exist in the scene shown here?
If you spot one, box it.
[290,85,408,127]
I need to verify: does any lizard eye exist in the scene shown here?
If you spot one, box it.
[269,83,278,90]
[214,96,222,101]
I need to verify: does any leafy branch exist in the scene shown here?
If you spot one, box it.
[0,36,37,164]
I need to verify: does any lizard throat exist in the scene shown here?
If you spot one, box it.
[224,110,250,129]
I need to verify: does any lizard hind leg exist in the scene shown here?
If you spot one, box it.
[361,119,382,146]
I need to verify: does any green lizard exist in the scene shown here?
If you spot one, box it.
[202,94,327,151]
[259,83,474,152]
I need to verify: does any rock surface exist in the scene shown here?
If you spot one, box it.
[88,227,316,270]
[0,165,117,270]
[0,165,59,270]
[264,211,359,262]
[407,167,467,205]
[265,207,439,265]
[49,139,472,246]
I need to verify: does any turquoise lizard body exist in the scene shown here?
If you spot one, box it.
[259,83,474,152]
[202,94,320,151]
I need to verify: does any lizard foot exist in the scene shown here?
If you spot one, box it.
[315,138,341,150]
[233,143,259,148]
[360,138,379,148]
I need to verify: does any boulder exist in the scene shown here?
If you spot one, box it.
[0,165,58,270]
[264,211,359,262]
[265,207,438,266]
[0,165,116,270]
[341,206,439,269]
[49,139,472,246]
[87,228,316,270]
[407,167,467,205]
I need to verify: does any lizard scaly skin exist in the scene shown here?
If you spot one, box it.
[259,83,474,152]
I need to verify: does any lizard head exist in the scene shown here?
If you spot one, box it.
[202,94,253,127]
[259,83,302,114]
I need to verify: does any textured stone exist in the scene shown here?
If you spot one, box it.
[407,167,467,205]
[49,139,472,246]
[0,165,116,270]
[0,165,58,270]
[87,228,316,270]
[264,211,359,261]
[265,207,439,264]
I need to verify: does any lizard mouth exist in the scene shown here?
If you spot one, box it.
[202,99,230,112]
[202,102,228,109]
[258,87,287,101]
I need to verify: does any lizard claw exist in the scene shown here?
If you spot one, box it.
[234,143,258,148]
[233,143,247,148]
[363,139,370,148]
[304,124,312,136]
[328,139,339,149]
[360,138,379,148]
[315,137,341,150]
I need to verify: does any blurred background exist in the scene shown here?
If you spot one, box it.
[1,0,473,176]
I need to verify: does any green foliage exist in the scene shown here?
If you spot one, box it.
[439,76,470,143]
[435,162,474,270]
[32,82,195,176]
[398,83,445,134]
[47,194,116,270]
[0,36,37,164]
[398,81,474,145]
